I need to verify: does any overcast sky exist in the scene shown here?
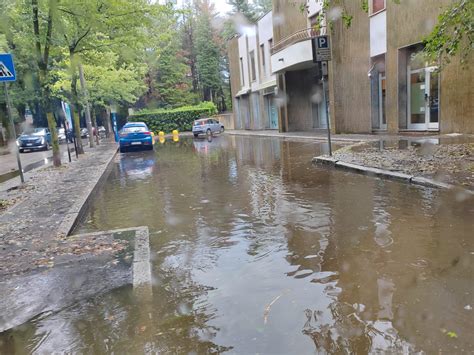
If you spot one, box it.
[168,0,233,15]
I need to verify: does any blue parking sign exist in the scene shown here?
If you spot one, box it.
[0,54,16,82]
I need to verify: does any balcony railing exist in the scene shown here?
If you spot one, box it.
[271,28,319,55]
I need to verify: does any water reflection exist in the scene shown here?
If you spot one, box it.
[2,135,473,353]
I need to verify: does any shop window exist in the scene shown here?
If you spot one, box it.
[240,57,245,86]
[250,50,256,82]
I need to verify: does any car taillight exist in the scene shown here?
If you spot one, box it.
[119,132,127,137]
[144,131,151,136]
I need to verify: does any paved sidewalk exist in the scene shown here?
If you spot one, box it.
[322,135,474,191]
[0,141,118,277]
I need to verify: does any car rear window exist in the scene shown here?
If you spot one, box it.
[123,126,147,133]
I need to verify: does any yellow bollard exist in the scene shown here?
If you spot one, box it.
[159,136,165,144]
[172,135,179,142]
[158,131,165,137]
[172,129,179,135]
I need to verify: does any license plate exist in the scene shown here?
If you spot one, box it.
[26,143,33,146]
[131,142,142,145]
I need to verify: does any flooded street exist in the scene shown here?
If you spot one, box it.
[3,135,473,353]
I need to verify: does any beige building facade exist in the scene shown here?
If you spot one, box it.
[228,12,279,131]
[228,0,473,134]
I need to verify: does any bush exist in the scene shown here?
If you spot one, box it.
[128,102,218,133]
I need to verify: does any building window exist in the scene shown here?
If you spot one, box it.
[371,0,385,14]
[240,57,245,86]
[260,44,266,77]
[268,39,273,72]
[250,50,256,82]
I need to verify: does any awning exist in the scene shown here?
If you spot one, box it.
[235,88,251,97]
[258,79,277,91]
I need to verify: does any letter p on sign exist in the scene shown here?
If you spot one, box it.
[317,36,329,49]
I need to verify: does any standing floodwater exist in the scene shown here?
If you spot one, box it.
[2,135,473,353]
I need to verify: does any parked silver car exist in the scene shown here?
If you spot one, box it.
[192,118,224,137]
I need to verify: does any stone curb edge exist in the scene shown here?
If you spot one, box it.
[312,156,474,194]
[225,131,369,143]
[72,226,151,288]
[56,146,119,238]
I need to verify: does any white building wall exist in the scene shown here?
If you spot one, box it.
[370,11,387,57]
[238,35,251,92]
[307,0,323,18]
[257,12,275,85]
[247,27,260,92]
[270,40,314,73]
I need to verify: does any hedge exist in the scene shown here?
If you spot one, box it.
[128,102,218,133]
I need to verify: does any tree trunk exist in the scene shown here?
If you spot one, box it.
[46,112,61,167]
[105,107,113,138]
[70,102,84,154]
[91,108,99,146]
[78,63,95,148]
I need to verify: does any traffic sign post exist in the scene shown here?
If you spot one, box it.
[0,54,24,183]
[312,36,333,156]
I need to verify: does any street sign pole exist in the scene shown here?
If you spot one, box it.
[312,36,333,156]
[1,53,24,181]
[321,71,332,156]
[4,82,24,183]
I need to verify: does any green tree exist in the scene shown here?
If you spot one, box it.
[227,0,257,21]
[424,0,473,66]
[195,0,222,103]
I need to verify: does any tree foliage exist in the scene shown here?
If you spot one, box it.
[424,0,473,66]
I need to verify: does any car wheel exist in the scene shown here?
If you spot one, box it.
[119,147,126,153]
[194,134,198,138]
[220,126,225,133]
[206,129,211,136]
[44,143,49,151]
[19,148,24,153]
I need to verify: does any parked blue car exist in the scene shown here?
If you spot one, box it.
[119,122,154,153]
[17,128,52,153]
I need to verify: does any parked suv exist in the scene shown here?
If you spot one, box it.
[17,128,52,153]
[192,118,224,137]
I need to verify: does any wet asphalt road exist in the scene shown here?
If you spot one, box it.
[2,135,473,353]
[0,139,89,178]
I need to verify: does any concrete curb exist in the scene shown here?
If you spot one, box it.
[0,226,151,332]
[56,145,118,237]
[71,226,152,288]
[132,226,152,288]
[226,130,371,143]
[312,156,474,193]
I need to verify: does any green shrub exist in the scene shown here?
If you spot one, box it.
[129,102,218,133]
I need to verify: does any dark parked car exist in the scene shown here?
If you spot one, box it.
[17,128,52,153]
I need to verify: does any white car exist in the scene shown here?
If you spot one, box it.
[192,118,224,137]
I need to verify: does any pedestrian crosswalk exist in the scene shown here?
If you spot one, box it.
[0,62,14,78]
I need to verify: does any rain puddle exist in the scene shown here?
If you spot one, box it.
[1,135,473,353]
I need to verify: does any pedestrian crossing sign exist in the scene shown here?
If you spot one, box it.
[0,54,16,82]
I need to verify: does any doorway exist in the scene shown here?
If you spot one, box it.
[266,95,279,130]
[378,73,387,130]
[408,66,439,131]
